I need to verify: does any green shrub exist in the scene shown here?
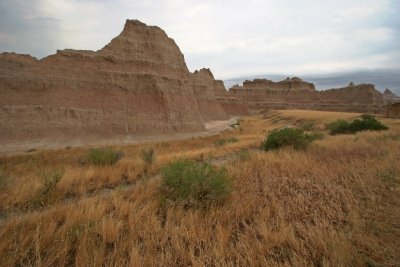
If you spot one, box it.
[214,137,239,147]
[161,160,232,207]
[352,114,388,132]
[261,128,319,151]
[87,147,123,166]
[327,120,351,134]
[328,115,388,135]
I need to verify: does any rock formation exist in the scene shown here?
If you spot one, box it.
[386,102,400,118]
[0,19,393,152]
[0,20,234,148]
[190,68,228,121]
[383,88,400,104]
[228,78,384,114]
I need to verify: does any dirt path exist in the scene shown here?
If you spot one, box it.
[0,117,238,156]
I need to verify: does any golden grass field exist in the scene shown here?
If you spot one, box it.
[0,110,399,266]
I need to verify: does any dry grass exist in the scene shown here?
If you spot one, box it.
[0,110,399,266]
[278,109,360,123]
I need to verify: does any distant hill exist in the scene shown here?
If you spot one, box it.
[224,69,400,95]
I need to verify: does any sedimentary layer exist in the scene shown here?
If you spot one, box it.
[228,79,384,114]
[0,20,230,145]
[0,19,392,151]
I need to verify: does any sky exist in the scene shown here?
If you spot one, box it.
[0,0,399,80]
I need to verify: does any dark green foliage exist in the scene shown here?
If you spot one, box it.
[261,128,320,151]
[160,160,232,207]
[328,115,388,135]
[87,148,123,166]
[327,120,351,135]
[305,131,324,142]
[214,137,239,147]
[141,147,156,166]
[351,114,388,132]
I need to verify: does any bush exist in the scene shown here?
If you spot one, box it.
[327,120,351,135]
[261,128,320,151]
[87,147,123,166]
[352,114,388,132]
[328,115,388,135]
[214,137,239,147]
[161,160,232,207]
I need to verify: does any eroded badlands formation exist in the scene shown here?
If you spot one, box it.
[0,20,242,147]
[228,79,385,114]
[383,88,400,104]
[0,19,394,150]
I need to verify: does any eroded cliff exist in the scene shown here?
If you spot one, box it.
[228,78,384,114]
[0,20,232,148]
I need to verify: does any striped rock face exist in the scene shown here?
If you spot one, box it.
[0,20,234,151]
[228,78,384,114]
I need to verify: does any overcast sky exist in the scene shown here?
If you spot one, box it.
[0,0,399,79]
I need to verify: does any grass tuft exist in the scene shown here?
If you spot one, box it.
[41,169,64,194]
[140,147,156,166]
[214,137,239,147]
[160,160,232,207]
[86,147,123,166]
[236,149,251,161]
[300,121,316,131]
[0,170,8,190]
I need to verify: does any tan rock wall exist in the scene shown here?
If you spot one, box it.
[190,69,228,121]
[228,79,384,114]
[1,20,232,146]
[386,103,400,118]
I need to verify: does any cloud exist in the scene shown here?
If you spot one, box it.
[0,0,399,79]
[0,0,62,57]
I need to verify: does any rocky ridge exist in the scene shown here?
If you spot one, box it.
[0,20,231,148]
[383,88,400,104]
[228,79,384,114]
[0,19,392,152]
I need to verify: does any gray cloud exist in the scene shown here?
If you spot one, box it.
[0,0,399,80]
[0,0,62,57]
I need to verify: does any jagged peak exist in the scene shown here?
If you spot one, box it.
[119,19,166,37]
[383,88,398,96]
[193,68,215,79]
[125,19,147,26]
